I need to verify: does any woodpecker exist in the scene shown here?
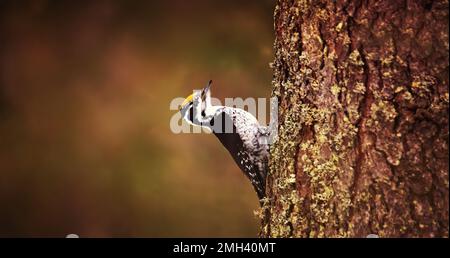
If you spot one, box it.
[179,80,269,201]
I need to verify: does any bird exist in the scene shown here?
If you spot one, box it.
[179,80,270,202]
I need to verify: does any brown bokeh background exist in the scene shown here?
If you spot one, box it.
[0,0,274,237]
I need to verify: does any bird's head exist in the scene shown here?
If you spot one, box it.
[179,80,213,126]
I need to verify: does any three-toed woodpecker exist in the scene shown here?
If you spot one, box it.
[179,81,269,201]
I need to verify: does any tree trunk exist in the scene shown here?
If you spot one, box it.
[260,0,449,237]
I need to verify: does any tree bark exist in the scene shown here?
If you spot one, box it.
[260,0,449,237]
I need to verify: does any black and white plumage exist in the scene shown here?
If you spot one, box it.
[179,81,269,201]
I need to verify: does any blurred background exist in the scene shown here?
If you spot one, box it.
[0,0,274,237]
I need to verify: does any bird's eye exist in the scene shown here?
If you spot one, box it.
[201,110,206,117]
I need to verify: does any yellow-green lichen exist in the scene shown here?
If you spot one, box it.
[348,49,365,66]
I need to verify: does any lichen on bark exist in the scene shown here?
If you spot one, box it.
[262,0,449,238]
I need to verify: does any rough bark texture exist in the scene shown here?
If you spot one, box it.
[260,0,449,237]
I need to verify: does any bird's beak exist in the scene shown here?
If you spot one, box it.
[201,80,212,98]
[179,93,194,111]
